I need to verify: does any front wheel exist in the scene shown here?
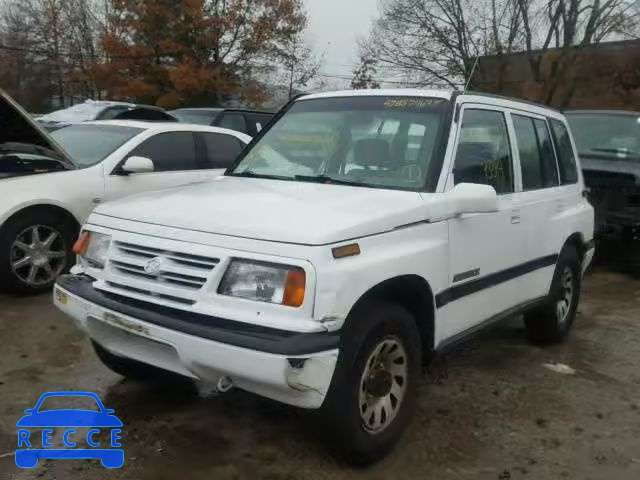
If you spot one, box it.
[320,303,422,465]
[0,211,76,294]
[524,246,581,344]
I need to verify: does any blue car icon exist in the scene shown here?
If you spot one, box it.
[16,391,123,468]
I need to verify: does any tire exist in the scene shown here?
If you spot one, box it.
[320,302,422,465]
[524,246,581,344]
[92,341,189,383]
[0,210,77,294]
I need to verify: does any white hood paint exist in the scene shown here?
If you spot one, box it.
[94,176,430,245]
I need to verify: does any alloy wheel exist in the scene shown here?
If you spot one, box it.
[556,267,574,325]
[9,225,67,286]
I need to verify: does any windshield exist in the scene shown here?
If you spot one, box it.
[567,112,640,162]
[230,96,448,190]
[50,124,142,167]
[169,109,221,125]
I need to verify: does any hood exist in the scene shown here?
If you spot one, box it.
[580,156,640,186]
[95,176,428,245]
[1,90,75,178]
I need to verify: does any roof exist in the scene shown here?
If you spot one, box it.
[296,88,561,116]
[565,109,640,116]
[299,89,455,101]
[170,107,222,112]
[77,100,136,108]
[170,107,274,114]
[82,120,253,142]
[464,91,562,114]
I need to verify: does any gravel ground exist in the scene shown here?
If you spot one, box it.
[0,265,639,480]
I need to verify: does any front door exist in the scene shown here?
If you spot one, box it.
[441,106,526,340]
[104,131,221,201]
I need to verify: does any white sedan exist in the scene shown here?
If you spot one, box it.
[1,96,251,293]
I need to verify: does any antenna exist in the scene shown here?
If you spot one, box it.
[463,55,480,93]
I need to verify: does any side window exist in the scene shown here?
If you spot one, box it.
[256,113,273,132]
[217,113,248,134]
[454,109,514,194]
[549,119,579,184]
[512,115,559,190]
[200,133,244,168]
[129,132,198,172]
[97,106,129,120]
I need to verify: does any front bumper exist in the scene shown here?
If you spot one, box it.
[54,275,339,409]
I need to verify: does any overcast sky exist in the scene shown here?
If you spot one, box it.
[303,0,380,84]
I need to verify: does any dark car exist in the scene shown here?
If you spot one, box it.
[37,101,176,131]
[566,110,640,244]
[169,107,274,136]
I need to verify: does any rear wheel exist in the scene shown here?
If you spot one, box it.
[524,246,581,344]
[320,303,422,465]
[0,211,76,294]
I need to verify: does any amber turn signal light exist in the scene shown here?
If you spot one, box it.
[72,231,90,255]
[332,243,360,259]
[282,268,306,307]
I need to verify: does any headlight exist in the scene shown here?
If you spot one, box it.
[74,231,111,269]
[218,259,306,307]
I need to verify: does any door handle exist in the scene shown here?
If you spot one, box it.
[510,209,521,224]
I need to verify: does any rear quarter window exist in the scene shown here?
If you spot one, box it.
[550,119,579,184]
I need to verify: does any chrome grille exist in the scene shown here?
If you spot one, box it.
[103,240,220,305]
[110,260,205,289]
[115,242,218,270]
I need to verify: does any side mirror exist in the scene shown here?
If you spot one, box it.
[120,156,154,175]
[447,183,498,216]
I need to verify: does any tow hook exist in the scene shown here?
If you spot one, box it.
[216,376,233,393]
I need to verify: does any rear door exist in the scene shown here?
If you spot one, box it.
[508,112,564,299]
[103,131,219,201]
[443,105,527,339]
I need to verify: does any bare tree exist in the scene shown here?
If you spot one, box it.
[513,0,640,104]
[363,0,639,96]
[351,51,381,89]
[281,34,324,98]
[0,0,104,109]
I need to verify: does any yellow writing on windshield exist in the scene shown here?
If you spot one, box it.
[384,98,440,109]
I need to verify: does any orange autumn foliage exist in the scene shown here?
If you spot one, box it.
[95,0,306,108]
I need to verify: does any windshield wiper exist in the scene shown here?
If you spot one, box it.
[590,147,638,156]
[293,174,372,188]
[231,171,292,181]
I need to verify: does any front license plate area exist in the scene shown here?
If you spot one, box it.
[55,288,68,305]
[101,312,152,339]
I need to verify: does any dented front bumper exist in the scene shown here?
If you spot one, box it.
[53,275,339,409]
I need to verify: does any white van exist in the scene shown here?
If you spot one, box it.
[54,90,594,463]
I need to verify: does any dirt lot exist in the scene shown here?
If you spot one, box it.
[1,266,639,480]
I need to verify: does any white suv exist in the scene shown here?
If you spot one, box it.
[54,90,594,463]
